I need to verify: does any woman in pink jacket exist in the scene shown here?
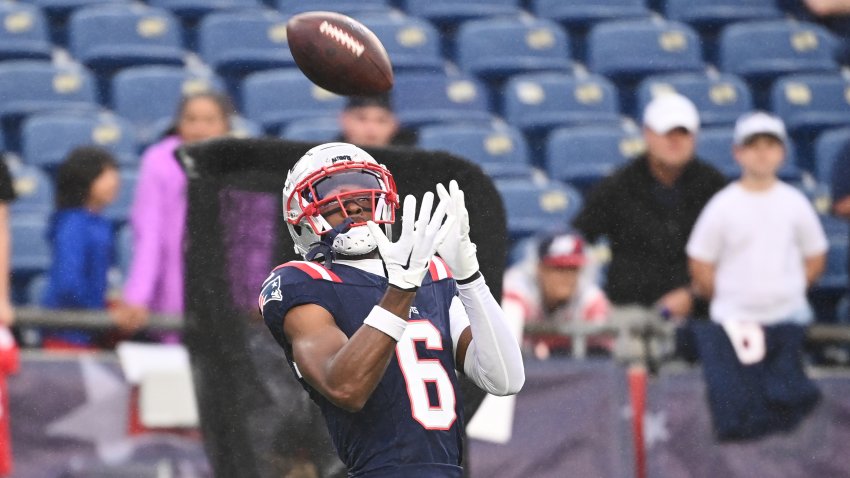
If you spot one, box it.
[116,92,234,334]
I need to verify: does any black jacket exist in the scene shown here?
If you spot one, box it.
[573,154,727,306]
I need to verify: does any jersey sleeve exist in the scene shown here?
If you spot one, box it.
[794,195,829,258]
[686,193,725,263]
[259,262,340,346]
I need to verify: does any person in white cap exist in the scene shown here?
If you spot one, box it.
[573,92,726,321]
[685,111,827,439]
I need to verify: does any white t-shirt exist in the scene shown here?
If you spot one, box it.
[686,182,828,325]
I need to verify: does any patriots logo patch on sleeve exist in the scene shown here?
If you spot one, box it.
[260,275,283,308]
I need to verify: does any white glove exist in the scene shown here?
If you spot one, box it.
[436,180,480,281]
[367,191,454,291]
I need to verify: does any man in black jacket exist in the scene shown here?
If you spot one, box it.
[573,93,727,321]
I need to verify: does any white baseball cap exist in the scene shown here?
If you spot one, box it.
[642,92,700,134]
[733,111,787,146]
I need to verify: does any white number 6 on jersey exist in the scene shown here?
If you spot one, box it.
[396,320,457,430]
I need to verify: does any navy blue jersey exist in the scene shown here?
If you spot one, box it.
[260,259,465,477]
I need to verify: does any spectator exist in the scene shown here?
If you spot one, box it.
[338,94,416,147]
[830,139,850,313]
[0,160,15,326]
[803,0,850,16]
[572,93,727,321]
[41,147,120,347]
[502,232,610,359]
[686,111,826,440]
[118,91,234,333]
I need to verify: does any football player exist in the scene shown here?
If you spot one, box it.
[259,142,524,477]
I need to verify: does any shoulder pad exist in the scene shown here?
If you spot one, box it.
[272,261,343,284]
[426,257,454,283]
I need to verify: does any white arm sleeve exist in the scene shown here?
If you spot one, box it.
[450,274,525,396]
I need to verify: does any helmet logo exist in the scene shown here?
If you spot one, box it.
[330,155,352,163]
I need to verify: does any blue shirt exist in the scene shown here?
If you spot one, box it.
[260,260,464,478]
[42,208,113,310]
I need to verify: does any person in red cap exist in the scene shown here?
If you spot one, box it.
[502,232,611,359]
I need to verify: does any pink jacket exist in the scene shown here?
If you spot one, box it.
[123,136,186,315]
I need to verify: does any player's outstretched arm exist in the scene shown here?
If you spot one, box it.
[284,193,452,412]
[437,181,525,396]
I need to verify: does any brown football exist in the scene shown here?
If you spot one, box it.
[286,11,394,96]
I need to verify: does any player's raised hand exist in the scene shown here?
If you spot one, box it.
[436,180,480,281]
[367,191,454,291]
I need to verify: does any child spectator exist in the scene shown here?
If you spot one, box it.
[503,232,611,359]
[117,92,234,334]
[41,147,120,348]
[686,112,827,440]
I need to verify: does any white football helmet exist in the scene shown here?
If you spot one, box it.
[283,142,399,257]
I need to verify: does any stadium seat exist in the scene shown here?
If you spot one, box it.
[360,15,443,72]
[198,9,294,79]
[241,68,346,133]
[11,214,51,274]
[8,161,54,215]
[111,65,225,145]
[417,123,532,178]
[718,21,838,84]
[279,117,341,143]
[0,2,52,61]
[495,178,583,239]
[68,4,185,73]
[276,0,391,15]
[392,72,493,128]
[636,73,753,127]
[696,127,801,180]
[815,126,850,184]
[22,0,132,45]
[103,168,137,224]
[21,111,137,170]
[665,0,781,31]
[403,0,522,25]
[532,0,650,30]
[147,0,263,21]
[545,125,644,188]
[455,18,571,80]
[587,19,703,83]
[815,217,849,292]
[0,60,98,151]
[502,73,620,134]
[771,74,850,171]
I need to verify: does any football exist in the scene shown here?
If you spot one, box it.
[286,11,394,96]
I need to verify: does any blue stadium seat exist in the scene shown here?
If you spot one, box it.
[545,125,644,187]
[815,126,850,184]
[417,123,532,178]
[11,214,51,274]
[360,15,443,72]
[22,0,132,45]
[587,19,703,82]
[455,18,571,80]
[815,216,848,292]
[68,5,184,72]
[495,178,583,239]
[279,117,341,143]
[241,68,346,133]
[665,0,781,31]
[102,168,137,224]
[502,73,619,133]
[276,0,391,15]
[403,0,522,25]
[719,21,839,83]
[771,74,850,137]
[147,0,263,21]
[392,72,493,128]
[0,2,52,61]
[636,73,752,127]
[532,0,650,29]
[8,161,54,215]
[21,111,137,170]
[696,127,801,180]
[0,60,98,151]
[111,65,225,145]
[198,9,294,79]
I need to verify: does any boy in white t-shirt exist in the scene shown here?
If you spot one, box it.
[685,112,827,440]
[687,112,828,325]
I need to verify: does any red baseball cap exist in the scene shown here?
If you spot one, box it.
[538,233,586,268]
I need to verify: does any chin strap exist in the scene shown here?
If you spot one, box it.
[305,218,354,269]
